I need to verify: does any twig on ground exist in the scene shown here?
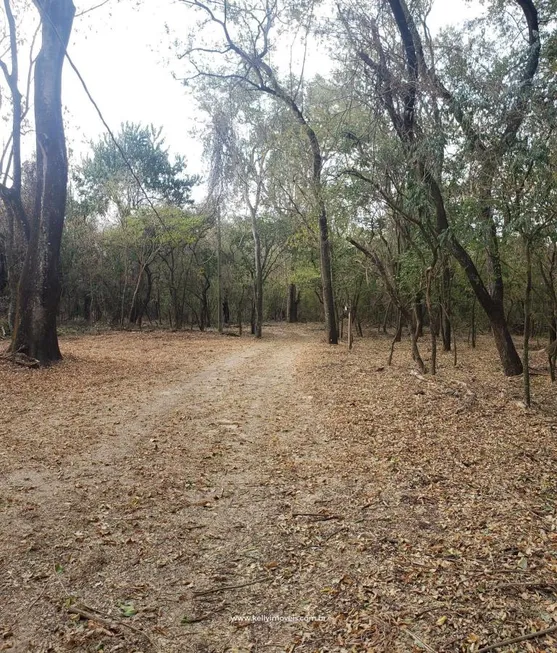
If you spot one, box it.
[67,605,157,650]
[495,581,557,592]
[292,512,344,521]
[193,577,271,596]
[182,605,226,623]
[402,627,436,652]
[477,624,557,653]
[1,352,40,368]
[322,527,348,543]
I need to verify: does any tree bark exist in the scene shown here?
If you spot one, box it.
[523,238,532,406]
[287,283,300,323]
[250,206,263,339]
[394,310,403,342]
[470,299,476,349]
[317,201,338,344]
[424,170,523,376]
[425,267,437,375]
[11,0,75,364]
[413,294,423,338]
[441,262,451,351]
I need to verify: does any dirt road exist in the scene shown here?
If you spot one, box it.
[1,327,354,652]
[3,326,557,653]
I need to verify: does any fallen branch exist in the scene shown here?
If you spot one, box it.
[292,512,344,521]
[182,605,226,623]
[322,527,348,543]
[1,352,40,368]
[495,581,557,592]
[193,577,271,596]
[67,605,156,649]
[477,624,557,653]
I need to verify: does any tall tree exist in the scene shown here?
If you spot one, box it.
[180,0,339,344]
[77,122,196,219]
[339,0,540,375]
[1,0,76,364]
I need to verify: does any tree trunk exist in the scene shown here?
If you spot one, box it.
[5,212,22,331]
[490,308,522,376]
[318,202,338,344]
[425,170,523,375]
[128,262,145,325]
[523,238,532,407]
[382,299,391,334]
[347,307,353,350]
[425,268,437,375]
[348,238,425,372]
[287,283,299,323]
[441,263,451,351]
[251,207,263,339]
[136,263,152,328]
[273,88,337,343]
[413,294,423,338]
[394,310,403,342]
[216,206,222,334]
[11,0,75,364]
[223,297,230,325]
[470,299,476,348]
[199,282,210,331]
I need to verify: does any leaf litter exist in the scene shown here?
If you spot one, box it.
[0,326,556,652]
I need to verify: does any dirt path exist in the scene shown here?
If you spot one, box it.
[1,326,349,653]
[4,326,557,653]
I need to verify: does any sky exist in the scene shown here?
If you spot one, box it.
[4,0,484,184]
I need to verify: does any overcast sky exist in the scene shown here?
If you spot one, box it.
[7,0,484,181]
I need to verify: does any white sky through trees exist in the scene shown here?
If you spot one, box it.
[5,0,484,185]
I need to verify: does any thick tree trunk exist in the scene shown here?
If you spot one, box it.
[11,0,75,364]
[424,170,523,376]
[5,213,22,331]
[0,242,7,295]
[223,297,230,325]
[287,283,299,323]
[413,294,423,338]
[490,307,522,376]
[317,202,338,344]
[199,282,210,331]
[442,314,451,352]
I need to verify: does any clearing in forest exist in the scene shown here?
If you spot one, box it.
[1,325,557,653]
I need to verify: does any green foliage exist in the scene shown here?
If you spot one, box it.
[76,122,198,218]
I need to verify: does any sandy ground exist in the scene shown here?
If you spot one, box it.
[2,325,557,653]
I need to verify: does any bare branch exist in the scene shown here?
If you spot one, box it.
[75,0,112,18]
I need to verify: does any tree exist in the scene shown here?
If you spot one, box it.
[77,122,197,219]
[76,123,198,326]
[0,0,76,364]
[180,0,339,344]
[338,0,541,375]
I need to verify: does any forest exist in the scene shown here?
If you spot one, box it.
[2,0,557,651]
